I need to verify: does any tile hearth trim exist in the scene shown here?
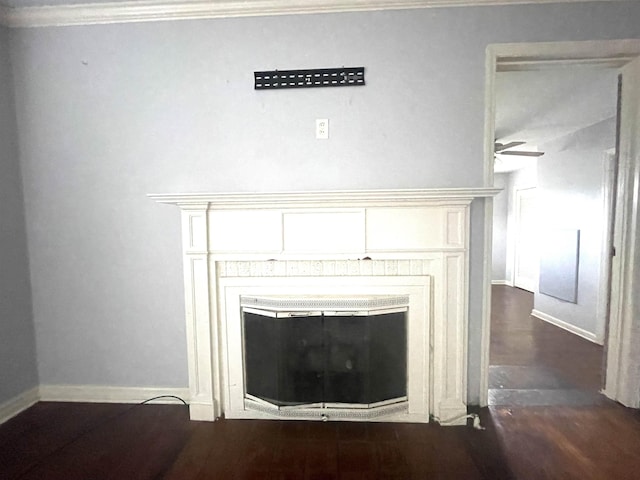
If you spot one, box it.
[218,259,436,277]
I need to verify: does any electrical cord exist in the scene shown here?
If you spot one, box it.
[431,413,486,430]
[139,395,188,406]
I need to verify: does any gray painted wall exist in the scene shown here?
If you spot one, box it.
[8,2,640,402]
[535,113,618,341]
[492,173,509,282]
[0,27,39,404]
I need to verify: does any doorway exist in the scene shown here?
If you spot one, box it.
[513,186,537,293]
[480,40,640,408]
[489,65,616,405]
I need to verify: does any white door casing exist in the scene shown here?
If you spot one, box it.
[595,150,617,345]
[603,55,640,406]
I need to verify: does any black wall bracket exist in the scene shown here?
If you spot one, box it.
[254,67,365,90]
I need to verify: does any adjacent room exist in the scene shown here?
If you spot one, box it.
[490,66,619,406]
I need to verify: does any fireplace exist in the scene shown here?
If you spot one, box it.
[242,295,408,419]
[218,273,430,422]
[149,188,498,425]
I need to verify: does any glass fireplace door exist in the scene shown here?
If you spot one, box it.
[243,308,407,409]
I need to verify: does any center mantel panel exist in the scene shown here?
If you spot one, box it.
[150,189,500,425]
[205,206,464,258]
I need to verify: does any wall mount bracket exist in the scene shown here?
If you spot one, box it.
[254,67,365,90]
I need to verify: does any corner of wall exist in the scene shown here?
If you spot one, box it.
[0,26,40,406]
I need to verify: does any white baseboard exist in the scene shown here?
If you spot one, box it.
[0,385,190,425]
[531,309,603,345]
[491,280,513,286]
[0,386,39,425]
[38,385,190,405]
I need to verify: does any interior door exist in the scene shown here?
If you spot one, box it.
[604,55,640,405]
[513,187,538,292]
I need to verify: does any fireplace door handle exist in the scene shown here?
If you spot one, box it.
[280,311,322,318]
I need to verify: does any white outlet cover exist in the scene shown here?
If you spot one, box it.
[316,118,329,139]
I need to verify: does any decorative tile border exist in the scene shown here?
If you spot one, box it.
[218,259,434,278]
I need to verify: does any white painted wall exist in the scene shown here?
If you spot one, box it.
[504,164,538,285]
[492,173,509,283]
[534,114,618,343]
[7,2,640,404]
[0,27,39,404]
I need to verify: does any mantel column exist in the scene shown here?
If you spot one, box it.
[180,203,217,421]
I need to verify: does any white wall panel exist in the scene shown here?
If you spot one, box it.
[366,207,444,251]
[208,210,282,253]
[283,210,364,253]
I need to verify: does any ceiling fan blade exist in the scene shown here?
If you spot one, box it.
[498,150,545,157]
[495,141,526,152]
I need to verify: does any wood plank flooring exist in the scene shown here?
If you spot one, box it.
[491,404,640,480]
[490,286,604,405]
[2,400,640,479]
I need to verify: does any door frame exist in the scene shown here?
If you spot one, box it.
[512,186,537,292]
[595,149,617,345]
[480,40,640,407]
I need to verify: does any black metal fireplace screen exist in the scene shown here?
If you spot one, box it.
[243,306,407,408]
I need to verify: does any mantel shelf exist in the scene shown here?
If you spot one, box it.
[148,187,501,209]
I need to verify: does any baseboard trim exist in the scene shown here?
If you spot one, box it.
[38,385,190,405]
[531,309,603,345]
[0,385,191,423]
[491,280,512,286]
[189,401,217,421]
[0,386,39,425]
[435,402,468,426]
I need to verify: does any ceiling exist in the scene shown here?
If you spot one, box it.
[494,67,619,173]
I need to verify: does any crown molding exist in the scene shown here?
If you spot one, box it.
[0,5,10,26]
[0,0,629,29]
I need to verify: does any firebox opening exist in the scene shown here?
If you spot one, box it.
[241,295,408,417]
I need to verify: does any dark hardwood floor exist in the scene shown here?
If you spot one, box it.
[1,286,634,479]
[2,400,640,479]
[490,285,604,405]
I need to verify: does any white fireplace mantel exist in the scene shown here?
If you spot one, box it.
[150,188,499,425]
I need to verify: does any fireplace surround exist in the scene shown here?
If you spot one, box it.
[150,188,499,425]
